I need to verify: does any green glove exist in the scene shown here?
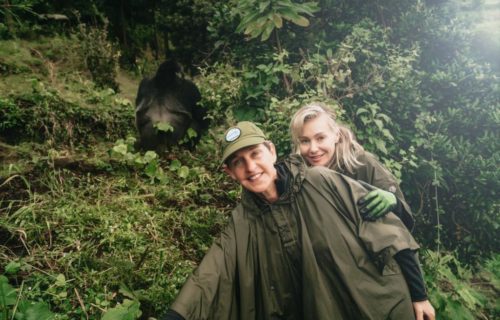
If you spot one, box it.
[358,188,397,221]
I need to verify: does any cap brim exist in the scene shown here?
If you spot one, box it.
[220,136,266,166]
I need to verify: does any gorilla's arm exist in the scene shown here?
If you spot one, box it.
[136,78,153,112]
[180,80,208,131]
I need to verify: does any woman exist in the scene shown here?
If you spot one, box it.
[163,121,435,320]
[290,102,414,230]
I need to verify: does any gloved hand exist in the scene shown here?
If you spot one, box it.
[358,188,397,221]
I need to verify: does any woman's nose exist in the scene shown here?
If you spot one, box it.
[309,141,318,153]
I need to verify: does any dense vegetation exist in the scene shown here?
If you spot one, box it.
[1,0,498,319]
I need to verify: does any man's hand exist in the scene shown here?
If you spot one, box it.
[358,188,397,220]
[413,300,435,320]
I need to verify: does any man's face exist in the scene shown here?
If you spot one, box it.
[223,143,278,202]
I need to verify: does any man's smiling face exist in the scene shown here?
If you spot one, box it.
[223,143,278,202]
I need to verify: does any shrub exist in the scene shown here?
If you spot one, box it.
[74,21,121,91]
[196,62,243,125]
[0,80,133,146]
[421,250,499,319]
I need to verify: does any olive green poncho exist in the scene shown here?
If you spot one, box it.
[171,155,419,320]
[334,150,415,230]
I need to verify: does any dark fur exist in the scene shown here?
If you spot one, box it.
[135,60,208,151]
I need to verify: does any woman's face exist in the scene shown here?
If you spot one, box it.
[298,114,339,167]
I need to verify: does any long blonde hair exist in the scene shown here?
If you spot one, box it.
[289,102,364,173]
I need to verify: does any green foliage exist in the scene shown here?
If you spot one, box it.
[111,137,165,182]
[0,1,38,39]
[0,275,57,320]
[1,137,234,317]
[196,62,243,124]
[101,299,141,320]
[401,22,500,259]
[0,276,17,316]
[262,97,302,157]
[74,21,120,91]
[155,122,175,133]
[421,250,499,319]
[0,81,133,146]
[234,0,319,41]
[355,103,393,156]
[231,50,295,121]
[0,40,39,75]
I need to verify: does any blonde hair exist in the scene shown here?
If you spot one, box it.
[289,102,364,173]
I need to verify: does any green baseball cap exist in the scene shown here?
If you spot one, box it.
[221,121,267,165]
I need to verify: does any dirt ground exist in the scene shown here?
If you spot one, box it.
[116,69,140,104]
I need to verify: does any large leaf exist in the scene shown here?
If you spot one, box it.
[272,14,283,28]
[260,22,275,41]
[23,302,56,320]
[258,1,270,13]
[0,276,17,307]
[102,299,142,320]
[155,122,174,133]
[279,7,302,22]
[235,0,317,41]
[4,261,21,275]
[290,16,310,27]
[236,11,261,33]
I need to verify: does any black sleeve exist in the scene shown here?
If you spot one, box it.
[160,309,185,320]
[392,197,404,219]
[394,249,428,302]
[393,198,415,232]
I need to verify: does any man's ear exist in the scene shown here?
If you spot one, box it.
[223,164,237,180]
[269,142,278,163]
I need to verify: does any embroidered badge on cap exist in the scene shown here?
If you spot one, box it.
[225,128,241,142]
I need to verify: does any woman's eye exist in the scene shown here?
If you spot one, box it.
[299,140,309,145]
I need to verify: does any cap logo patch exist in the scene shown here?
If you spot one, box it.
[225,128,241,142]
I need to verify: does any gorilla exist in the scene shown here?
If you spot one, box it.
[134,60,208,151]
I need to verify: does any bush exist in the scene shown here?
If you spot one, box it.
[421,250,500,319]
[196,62,243,125]
[0,135,235,318]
[74,21,121,91]
[0,80,133,146]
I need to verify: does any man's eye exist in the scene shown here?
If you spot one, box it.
[231,159,243,167]
[252,150,262,158]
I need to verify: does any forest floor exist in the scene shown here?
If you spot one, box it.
[0,37,233,319]
[116,69,139,104]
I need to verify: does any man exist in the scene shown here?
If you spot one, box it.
[163,121,435,320]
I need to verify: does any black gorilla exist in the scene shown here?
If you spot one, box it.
[134,60,208,151]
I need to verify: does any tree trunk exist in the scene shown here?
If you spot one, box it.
[120,0,128,49]
[274,29,292,95]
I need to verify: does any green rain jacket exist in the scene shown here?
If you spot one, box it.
[333,150,415,230]
[171,155,419,320]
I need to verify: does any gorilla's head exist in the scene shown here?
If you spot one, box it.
[155,60,181,85]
